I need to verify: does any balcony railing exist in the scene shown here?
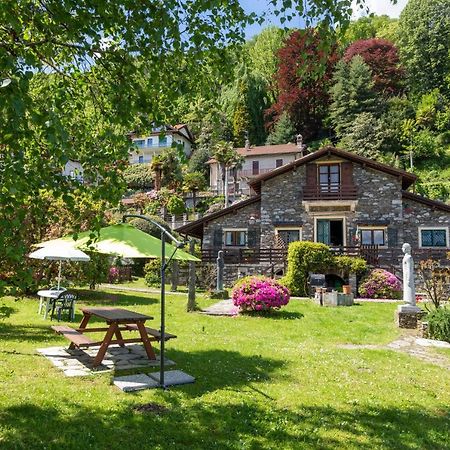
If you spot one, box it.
[303,185,358,200]
[201,245,379,265]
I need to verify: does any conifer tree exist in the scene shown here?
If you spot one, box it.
[329,56,379,139]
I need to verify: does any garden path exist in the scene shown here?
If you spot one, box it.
[201,299,237,316]
[338,336,450,370]
[99,284,186,295]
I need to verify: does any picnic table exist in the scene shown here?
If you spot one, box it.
[51,307,176,367]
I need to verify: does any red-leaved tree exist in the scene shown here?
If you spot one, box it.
[344,38,405,96]
[266,29,338,141]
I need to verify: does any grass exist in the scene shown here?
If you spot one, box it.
[0,290,449,449]
[104,277,190,293]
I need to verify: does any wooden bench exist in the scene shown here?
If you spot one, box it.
[51,325,94,348]
[124,324,177,341]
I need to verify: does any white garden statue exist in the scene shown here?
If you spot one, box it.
[399,243,420,312]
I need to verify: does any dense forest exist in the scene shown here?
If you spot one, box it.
[172,0,450,203]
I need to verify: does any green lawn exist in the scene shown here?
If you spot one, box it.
[0,290,449,449]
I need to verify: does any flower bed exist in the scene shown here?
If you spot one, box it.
[359,269,401,299]
[232,276,290,312]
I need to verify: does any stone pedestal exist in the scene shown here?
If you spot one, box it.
[395,305,425,329]
[321,291,354,307]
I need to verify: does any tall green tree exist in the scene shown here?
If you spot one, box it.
[397,0,450,97]
[246,26,288,102]
[329,56,380,139]
[183,171,207,211]
[213,141,243,207]
[266,112,296,145]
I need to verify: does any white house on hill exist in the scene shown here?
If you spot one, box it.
[128,124,194,164]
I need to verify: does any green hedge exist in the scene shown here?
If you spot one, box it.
[281,242,333,297]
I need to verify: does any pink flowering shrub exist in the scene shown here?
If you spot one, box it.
[359,269,402,299]
[232,276,290,312]
[108,267,120,283]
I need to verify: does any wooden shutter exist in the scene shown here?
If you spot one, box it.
[387,227,398,248]
[306,163,317,185]
[341,162,353,185]
[213,228,223,248]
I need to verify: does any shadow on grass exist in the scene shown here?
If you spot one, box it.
[149,348,286,396]
[75,289,158,307]
[240,310,304,320]
[0,323,61,343]
[1,401,448,449]
[0,304,17,319]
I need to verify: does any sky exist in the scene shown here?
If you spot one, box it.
[242,0,408,39]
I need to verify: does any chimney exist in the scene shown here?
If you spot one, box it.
[245,131,250,150]
[296,133,307,157]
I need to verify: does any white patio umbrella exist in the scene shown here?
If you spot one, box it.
[28,242,90,289]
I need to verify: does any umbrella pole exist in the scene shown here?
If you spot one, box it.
[160,231,166,389]
[57,260,62,290]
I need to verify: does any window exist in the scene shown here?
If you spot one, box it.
[147,138,153,147]
[252,161,259,175]
[420,228,447,247]
[319,164,340,192]
[159,136,168,147]
[138,155,144,164]
[276,159,283,168]
[224,230,247,247]
[133,139,145,148]
[276,229,301,246]
[360,229,385,246]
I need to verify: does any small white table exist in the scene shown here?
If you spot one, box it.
[37,289,70,320]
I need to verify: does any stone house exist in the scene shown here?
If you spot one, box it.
[177,146,450,286]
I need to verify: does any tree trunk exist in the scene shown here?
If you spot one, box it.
[224,165,229,207]
[187,240,197,312]
[170,260,179,292]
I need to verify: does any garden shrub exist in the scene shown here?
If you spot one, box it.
[144,259,162,287]
[427,307,450,343]
[166,195,186,215]
[359,269,401,299]
[332,255,367,275]
[231,276,290,312]
[144,259,172,287]
[282,242,333,296]
[123,163,153,190]
[130,216,172,239]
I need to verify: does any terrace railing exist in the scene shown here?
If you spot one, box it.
[303,185,358,200]
[201,245,380,266]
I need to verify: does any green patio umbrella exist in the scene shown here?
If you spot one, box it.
[36,223,199,262]
[36,221,199,388]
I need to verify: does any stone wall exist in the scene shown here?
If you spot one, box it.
[260,165,307,247]
[402,198,450,249]
[202,201,261,250]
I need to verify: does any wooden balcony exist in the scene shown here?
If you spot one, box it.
[303,185,358,200]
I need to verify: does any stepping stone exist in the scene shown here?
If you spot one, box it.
[201,299,238,316]
[64,369,91,377]
[416,338,450,348]
[148,370,195,386]
[114,374,159,392]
